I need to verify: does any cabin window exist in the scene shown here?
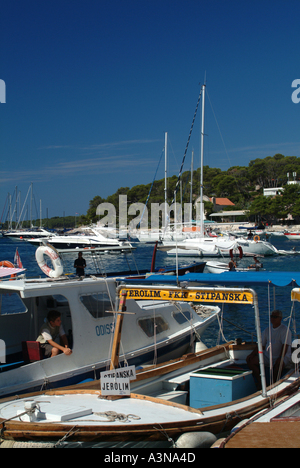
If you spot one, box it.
[80,292,114,319]
[172,310,193,325]
[138,316,169,338]
[0,292,27,316]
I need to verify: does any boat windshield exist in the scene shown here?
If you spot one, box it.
[138,316,169,338]
[172,310,193,325]
[80,292,114,319]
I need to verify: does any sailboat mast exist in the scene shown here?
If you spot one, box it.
[164,132,168,227]
[200,84,205,237]
[30,182,33,228]
[190,150,194,223]
[40,199,42,228]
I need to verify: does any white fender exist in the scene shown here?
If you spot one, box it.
[35,245,63,278]
[175,431,217,448]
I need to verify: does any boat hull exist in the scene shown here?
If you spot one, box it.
[205,261,252,274]
[284,233,300,240]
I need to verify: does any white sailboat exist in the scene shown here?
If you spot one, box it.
[160,84,280,258]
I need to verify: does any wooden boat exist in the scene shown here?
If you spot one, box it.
[1,285,300,446]
[216,389,300,448]
[0,368,299,446]
[0,389,216,447]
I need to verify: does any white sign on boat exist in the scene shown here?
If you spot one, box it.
[100,365,136,396]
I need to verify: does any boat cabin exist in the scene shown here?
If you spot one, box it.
[0,276,219,398]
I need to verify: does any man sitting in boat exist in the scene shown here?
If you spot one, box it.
[228,260,236,271]
[36,310,72,358]
[246,310,292,388]
[248,256,263,270]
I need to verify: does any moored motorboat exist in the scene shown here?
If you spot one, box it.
[0,246,219,398]
[3,227,54,240]
[160,236,279,257]
[205,261,262,274]
[26,227,133,252]
[284,232,300,240]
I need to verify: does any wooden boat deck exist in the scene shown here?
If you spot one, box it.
[224,421,300,448]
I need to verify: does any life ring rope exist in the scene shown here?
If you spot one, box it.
[35,244,63,278]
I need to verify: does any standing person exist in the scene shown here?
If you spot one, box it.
[74,252,86,277]
[246,309,292,388]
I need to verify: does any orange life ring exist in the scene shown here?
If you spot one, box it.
[254,235,260,242]
[0,261,17,280]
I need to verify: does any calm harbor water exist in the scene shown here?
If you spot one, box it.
[1,234,300,348]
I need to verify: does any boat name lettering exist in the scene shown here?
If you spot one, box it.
[122,288,253,304]
[101,380,130,393]
[95,322,114,336]
[100,366,136,395]
[194,291,250,303]
[101,368,135,380]
[128,289,162,298]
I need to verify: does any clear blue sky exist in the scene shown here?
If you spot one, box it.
[1,0,300,219]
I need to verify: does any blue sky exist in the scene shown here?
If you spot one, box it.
[1,0,300,219]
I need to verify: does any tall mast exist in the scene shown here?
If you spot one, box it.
[200,84,205,237]
[190,150,194,223]
[164,132,168,227]
[30,182,33,228]
[40,199,42,227]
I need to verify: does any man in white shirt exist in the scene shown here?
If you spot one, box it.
[36,310,72,358]
[246,310,292,388]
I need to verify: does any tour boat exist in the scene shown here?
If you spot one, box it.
[0,245,219,398]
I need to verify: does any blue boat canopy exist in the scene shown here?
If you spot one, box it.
[121,271,300,288]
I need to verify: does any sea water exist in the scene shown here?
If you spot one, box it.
[1,234,300,348]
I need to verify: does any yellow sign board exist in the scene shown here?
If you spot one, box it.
[119,287,254,305]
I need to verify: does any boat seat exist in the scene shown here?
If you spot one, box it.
[22,341,43,363]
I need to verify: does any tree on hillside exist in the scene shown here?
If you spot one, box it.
[84,154,300,226]
[86,196,106,223]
